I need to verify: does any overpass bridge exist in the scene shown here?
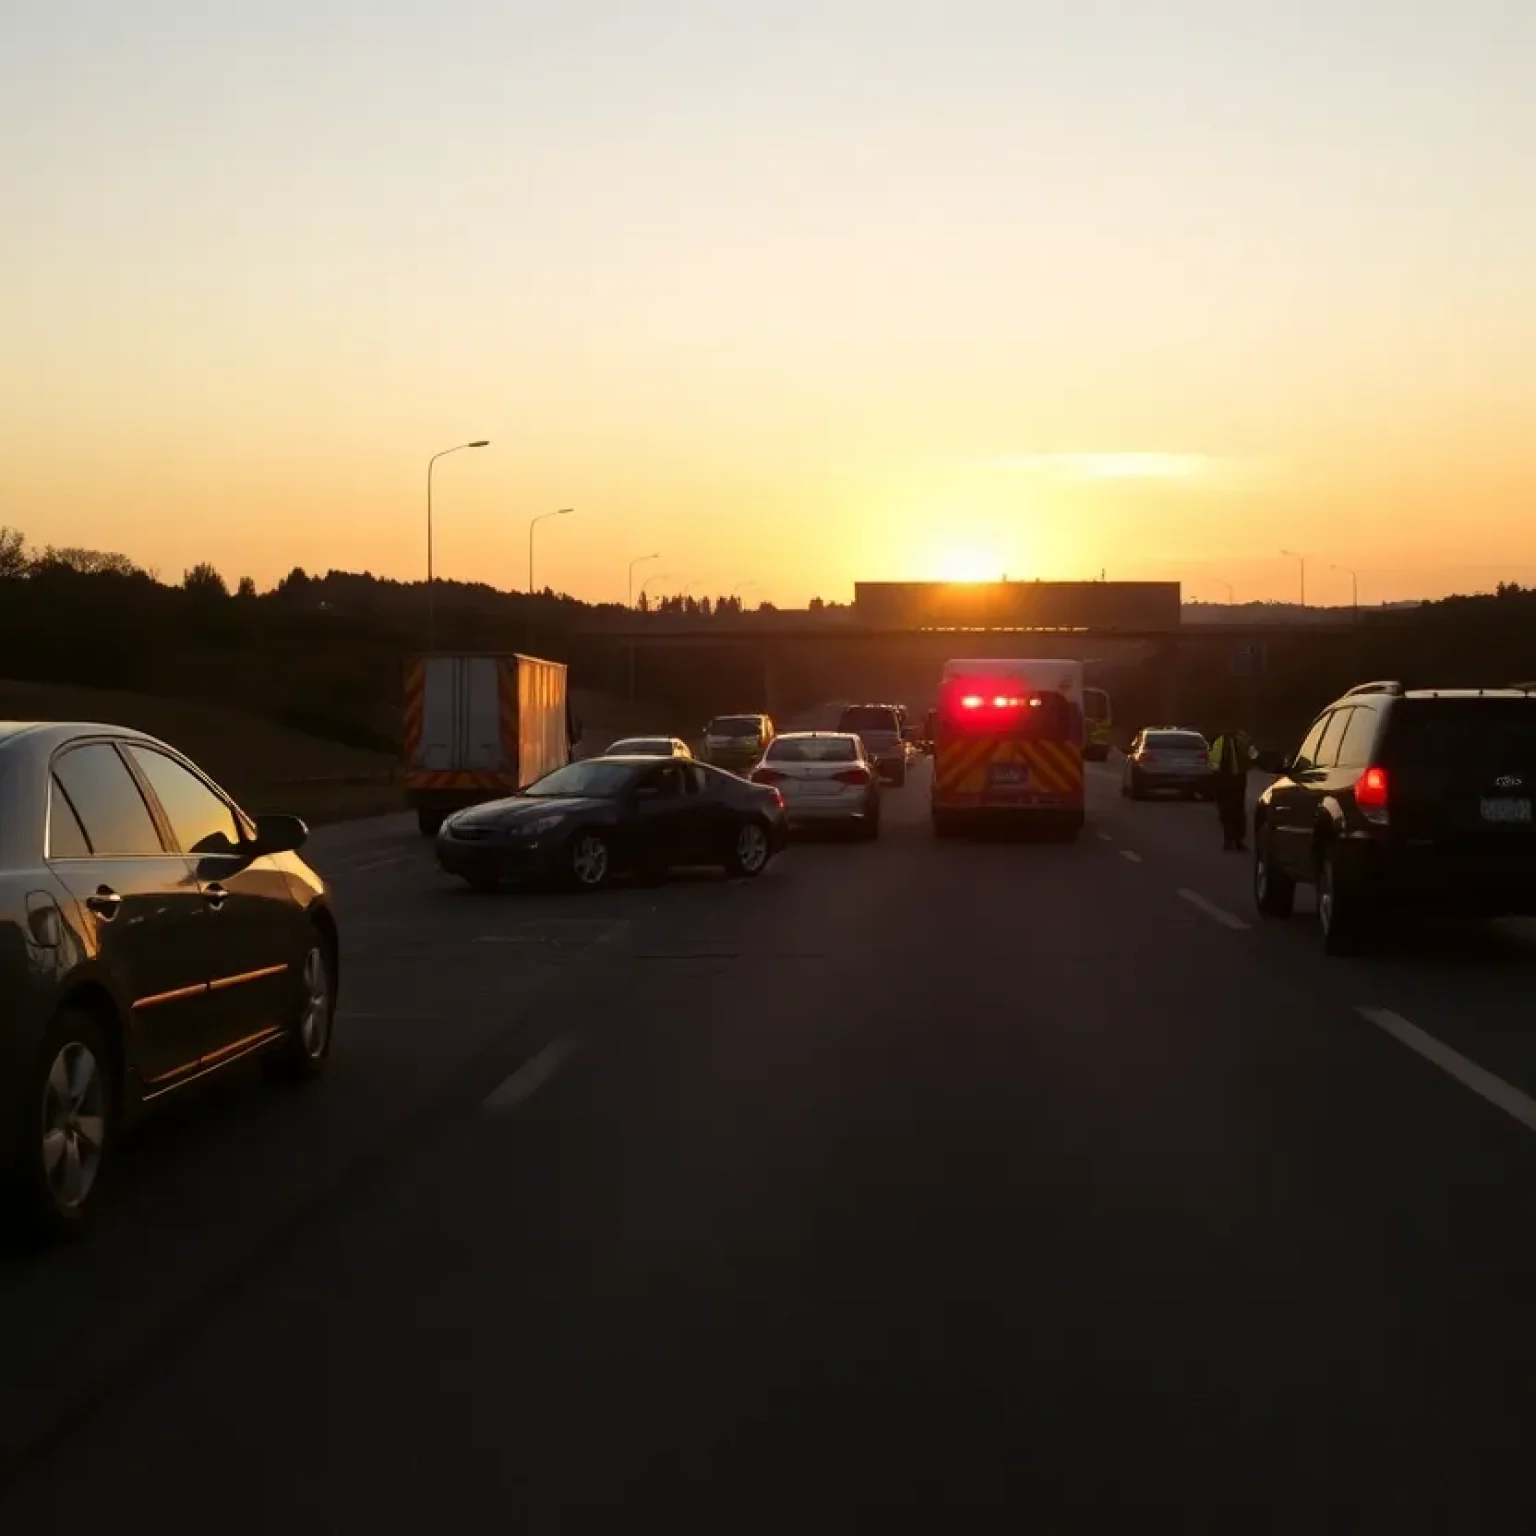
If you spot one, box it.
[582,615,1368,724]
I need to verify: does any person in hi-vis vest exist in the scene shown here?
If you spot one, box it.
[1209,727,1253,851]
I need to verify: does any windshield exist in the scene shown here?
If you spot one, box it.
[708,717,762,738]
[840,707,899,733]
[768,736,858,763]
[1146,731,1207,750]
[522,760,638,798]
[608,738,671,755]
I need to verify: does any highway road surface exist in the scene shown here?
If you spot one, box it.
[3,760,1536,1526]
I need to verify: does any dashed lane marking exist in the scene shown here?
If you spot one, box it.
[338,855,410,874]
[483,1034,584,1111]
[1120,849,1143,863]
[1357,1008,1536,1137]
[1176,888,1251,931]
[1097,832,1114,842]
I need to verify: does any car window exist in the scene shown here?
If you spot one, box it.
[708,717,762,737]
[641,761,688,795]
[680,763,708,794]
[1292,713,1332,773]
[47,776,92,858]
[768,736,859,763]
[52,743,164,856]
[1145,732,1206,750]
[1334,707,1378,768]
[1311,709,1350,770]
[127,747,243,855]
[840,706,899,733]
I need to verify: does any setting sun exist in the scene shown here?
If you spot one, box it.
[937,547,1002,584]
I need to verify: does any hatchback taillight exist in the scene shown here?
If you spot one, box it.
[1356,765,1389,823]
[834,767,872,786]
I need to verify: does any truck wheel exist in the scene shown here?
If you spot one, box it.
[417,808,444,837]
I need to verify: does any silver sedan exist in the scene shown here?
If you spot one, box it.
[748,732,881,838]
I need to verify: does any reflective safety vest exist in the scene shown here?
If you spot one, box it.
[1210,732,1250,775]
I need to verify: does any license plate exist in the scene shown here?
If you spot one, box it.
[989,764,1029,787]
[1481,797,1532,824]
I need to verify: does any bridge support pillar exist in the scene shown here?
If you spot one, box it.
[1157,637,1182,725]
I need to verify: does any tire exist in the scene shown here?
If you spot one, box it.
[932,809,958,839]
[1128,773,1145,801]
[724,818,773,878]
[858,801,882,841]
[1055,813,1084,843]
[1253,831,1295,919]
[269,928,337,1083]
[566,829,613,892]
[1317,844,1370,955]
[2,1006,117,1246]
[416,807,444,837]
[888,765,907,788]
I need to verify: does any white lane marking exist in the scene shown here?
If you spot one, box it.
[483,1034,584,1111]
[1356,1008,1536,1136]
[341,855,409,874]
[1119,849,1143,863]
[1097,832,1114,843]
[1176,888,1251,931]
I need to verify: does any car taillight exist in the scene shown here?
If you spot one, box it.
[834,767,871,786]
[752,767,785,785]
[1356,765,1389,823]
[1196,751,1209,764]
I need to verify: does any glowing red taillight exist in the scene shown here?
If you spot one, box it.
[751,768,786,785]
[961,695,984,709]
[1356,765,1389,821]
[833,766,872,786]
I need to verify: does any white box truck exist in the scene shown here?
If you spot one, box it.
[403,653,575,835]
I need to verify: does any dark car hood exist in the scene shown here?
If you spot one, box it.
[451,795,611,829]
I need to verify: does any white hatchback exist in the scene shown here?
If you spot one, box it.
[749,732,881,838]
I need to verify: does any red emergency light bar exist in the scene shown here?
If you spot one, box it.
[959,694,1043,710]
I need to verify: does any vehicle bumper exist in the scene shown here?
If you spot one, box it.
[1134,771,1213,792]
[435,829,565,884]
[781,788,877,828]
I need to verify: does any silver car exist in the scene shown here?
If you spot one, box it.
[749,732,881,838]
[1122,728,1214,800]
[604,736,693,759]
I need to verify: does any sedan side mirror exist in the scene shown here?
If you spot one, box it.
[252,812,308,855]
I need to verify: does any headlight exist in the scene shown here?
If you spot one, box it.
[521,813,566,837]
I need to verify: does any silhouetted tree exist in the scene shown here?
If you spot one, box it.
[808,596,825,611]
[235,575,258,599]
[756,600,777,613]
[698,595,712,617]
[0,525,26,579]
[32,546,144,579]
[636,590,651,613]
[183,562,229,598]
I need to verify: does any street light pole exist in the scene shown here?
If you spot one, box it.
[528,507,574,595]
[628,552,660,608]
[425,439,489,647]
[1332,564,1359,616]
[1209,577,1234,604]
[1280,549,1308,607]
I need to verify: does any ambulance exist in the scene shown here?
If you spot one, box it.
[930,657,1086,839]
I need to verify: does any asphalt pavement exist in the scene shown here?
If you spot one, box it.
[3,761,1536,1527]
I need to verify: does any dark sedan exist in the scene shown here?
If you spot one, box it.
[0,722,338,1244]
[435,755,790,892]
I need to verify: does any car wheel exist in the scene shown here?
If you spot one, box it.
[1128,773,1144,801]
[464,870,502,894]
[724,818,772,878]
[1317,844,1368,955]
[269,929,337,1082]
[567,830,613,891]
[416,807,444,837]
[1254,831,1295,919]
[859,800,882,840]
[2,1006,117,1246]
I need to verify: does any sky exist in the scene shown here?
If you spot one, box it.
[3,0,1534,609]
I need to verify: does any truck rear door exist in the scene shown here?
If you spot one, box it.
[416,656,507,773]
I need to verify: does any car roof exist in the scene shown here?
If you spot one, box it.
[774,730,859,740]
[1396,688,1536,700]
[0,721,164,755]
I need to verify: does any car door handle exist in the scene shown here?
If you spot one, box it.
[203,882,229,911]
[86,886,122,917]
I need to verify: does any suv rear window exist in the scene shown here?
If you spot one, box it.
[840,707,899,733]
[1144,731,1206,750]
[1384,700,1536,775]
[708,717,761,737]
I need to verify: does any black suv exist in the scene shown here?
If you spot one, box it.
[1252,682,1536,953]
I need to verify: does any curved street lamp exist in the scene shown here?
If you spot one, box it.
[529,508,574,594]
[426,439,489,646]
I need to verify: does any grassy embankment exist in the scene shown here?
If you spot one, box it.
[0,680,680,825]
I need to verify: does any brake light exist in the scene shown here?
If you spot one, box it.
[833,767,872,786]
[1356,765,1389,823]
[751,768,786,785]
[961,695,984,709]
